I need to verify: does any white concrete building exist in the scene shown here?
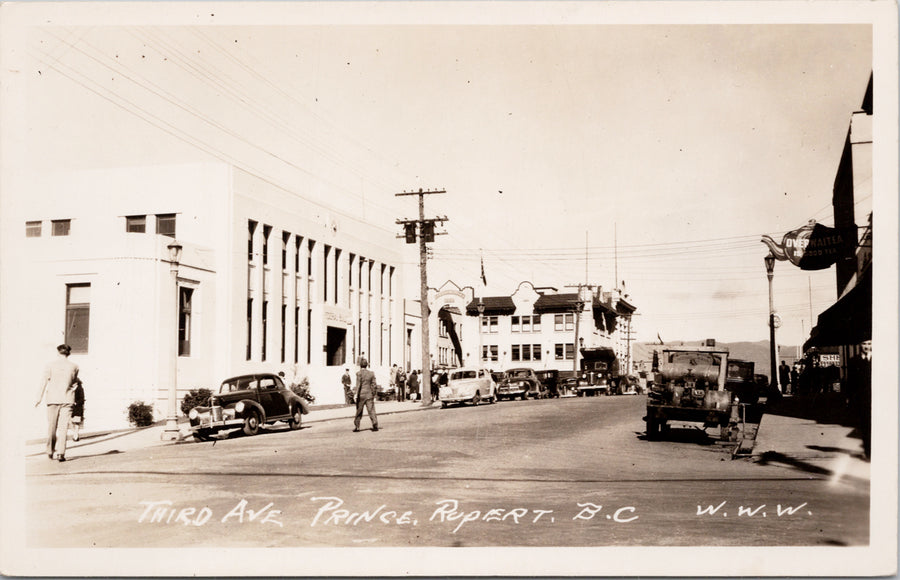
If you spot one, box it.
[12,162,405,435]
[425,280,636,375]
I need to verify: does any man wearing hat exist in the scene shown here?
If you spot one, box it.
[34,344,80,461]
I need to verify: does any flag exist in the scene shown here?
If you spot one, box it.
[480,257,487,286]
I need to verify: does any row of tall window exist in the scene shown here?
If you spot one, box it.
[482,343,575,363]
[246,219,395,367]
[511,315,541,333]
[481,313,576,333]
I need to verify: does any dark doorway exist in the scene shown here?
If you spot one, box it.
[326,326,347,366]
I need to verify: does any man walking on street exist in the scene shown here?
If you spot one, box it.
[353,359,379,432]
[341,368,354,405]
[34,344,80,462]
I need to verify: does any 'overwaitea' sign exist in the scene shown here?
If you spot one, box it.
[761,220,851,270]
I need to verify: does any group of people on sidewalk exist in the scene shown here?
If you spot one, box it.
[775,341,872,459]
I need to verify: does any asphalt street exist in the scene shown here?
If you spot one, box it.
[26,395,868,548]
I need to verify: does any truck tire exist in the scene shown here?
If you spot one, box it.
[646,417,660,440]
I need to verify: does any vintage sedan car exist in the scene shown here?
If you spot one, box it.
[188,373,308,440]
[497,367,545,401]
[439,368,497,407]
[534,369,560,398]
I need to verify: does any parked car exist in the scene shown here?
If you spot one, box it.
[439,368,497,407]
[497,368,545,401]
[188,373,308,440]
[534,369,560,398]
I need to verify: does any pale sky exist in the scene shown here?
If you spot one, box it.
[7,3,881,346]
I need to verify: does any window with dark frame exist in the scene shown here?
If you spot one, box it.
[281,304,287,363]
[65,283,90,353]
[294,235,302,272]
[26,221,42,237]
[261,300,268,361]
[248,220,257,261]
[262,225,272,266]
[282,231,290,271]
[156,214,176,238]
[126,215,147,233]
[178,287,193,357]
[52,219,71,237]
[555,314,564,331]
[246,299,253,360]
[533,345,542,361]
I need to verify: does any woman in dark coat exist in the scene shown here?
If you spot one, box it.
[70,380,85,441]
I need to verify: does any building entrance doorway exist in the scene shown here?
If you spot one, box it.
[326,326,347,366]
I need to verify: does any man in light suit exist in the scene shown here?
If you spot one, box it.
[35,344,80,461]
[353,359,379,432]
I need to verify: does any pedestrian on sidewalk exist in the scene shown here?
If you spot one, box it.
[407,370,419,401]
[342,368,354,405]
[353,359,379,432]
[848,340,871,458]
[69,380,85,441]
[779,360,791,394]
[34,344,80,462]
[397,368,407,402]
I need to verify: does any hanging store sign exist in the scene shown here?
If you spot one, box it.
[761,220,851,270]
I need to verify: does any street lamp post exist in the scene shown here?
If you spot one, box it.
[764,253,777,391]
[573,298,585,374]
[476,298,485,369]
[162,240,183,441]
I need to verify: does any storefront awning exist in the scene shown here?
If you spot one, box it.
[804,267,871,351]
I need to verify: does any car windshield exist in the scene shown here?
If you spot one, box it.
[451,370,477,380]
[509,370,530,378]
[220,377,257,393]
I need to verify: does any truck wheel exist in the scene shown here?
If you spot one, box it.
[646,418,660,440]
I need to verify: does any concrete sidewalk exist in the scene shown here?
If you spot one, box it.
[751,396,870,488]
[26,399,440,459]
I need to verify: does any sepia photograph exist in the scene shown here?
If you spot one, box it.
[0,1,896,577]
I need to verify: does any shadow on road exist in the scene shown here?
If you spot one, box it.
[634,427,719,446]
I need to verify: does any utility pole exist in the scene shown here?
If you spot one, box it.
[396,188,447,406]
[565,283,595,375]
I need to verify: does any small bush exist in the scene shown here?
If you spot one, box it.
[127,401,155,427]
[180,388,212,416]
[289,376,309,396]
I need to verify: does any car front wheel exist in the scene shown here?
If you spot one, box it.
[471,392,481,406]
[243,410,261,436]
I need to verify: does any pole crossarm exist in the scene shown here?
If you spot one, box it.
[395,188,448,405]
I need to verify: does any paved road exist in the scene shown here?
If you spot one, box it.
[26,395,868,548]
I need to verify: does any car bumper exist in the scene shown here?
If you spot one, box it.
[190,406,243,432]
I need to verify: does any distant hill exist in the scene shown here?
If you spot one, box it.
[633,340,801,380]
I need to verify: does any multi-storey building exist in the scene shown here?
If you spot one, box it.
[11,162,405,435]
[425,281,636,375]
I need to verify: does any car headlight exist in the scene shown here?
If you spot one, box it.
[188,408,199,420]
[235,401,245,413]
